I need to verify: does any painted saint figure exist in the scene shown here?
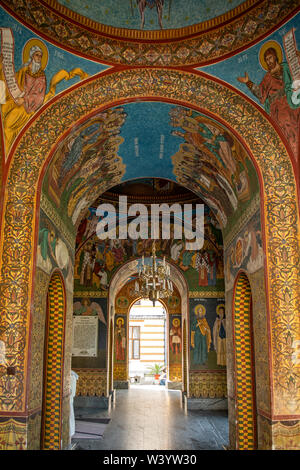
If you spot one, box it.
[80,242,96,287]
[213,305,226,366]
[191,304,211,365]
[170,318,182,355]
[115,317,126,362]
[237,41,300,157]
[0,32,88,154]
[137,0,164,30]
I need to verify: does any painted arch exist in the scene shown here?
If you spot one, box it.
[0,68,299,435]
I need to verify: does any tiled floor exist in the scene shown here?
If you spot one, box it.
[73,385,229,450]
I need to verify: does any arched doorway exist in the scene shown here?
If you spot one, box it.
[182,319,188,395]
[108,318,114,396]
[128,299,167,385]
[41,271,66,450]
[0,66,299,449]
[232,272,256,450]
[111,273,184,390]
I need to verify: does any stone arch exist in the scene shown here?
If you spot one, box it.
[107,317,114,396]
[0,68,299,448]
[182,318,188,395]
[107,257,189,389]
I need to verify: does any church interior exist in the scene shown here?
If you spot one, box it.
[0,0,300,451]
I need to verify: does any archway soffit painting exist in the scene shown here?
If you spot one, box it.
[0,67,299,413]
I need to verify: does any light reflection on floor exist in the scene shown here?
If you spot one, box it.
[73,384,228,450]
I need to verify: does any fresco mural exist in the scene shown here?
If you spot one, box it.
[0,9,107,157]
[201,14,300,158]
[43,107,127,231]
[74,208,225,295]
[169,106,259,235]
[42,100,259,239]
[224,208,263,292]
[114,315,127,363]
[72,296,107,368]
[169,315,182,366]
[37,210,74,292]
[57,0,245,31]
[189,298,226,370]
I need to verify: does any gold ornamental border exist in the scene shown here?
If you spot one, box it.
[44,0,256,41]
[1,0,299,66]
[0,68,299,415]
[189,292,225,298]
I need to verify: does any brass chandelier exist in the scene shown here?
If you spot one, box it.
[135,241,173,305]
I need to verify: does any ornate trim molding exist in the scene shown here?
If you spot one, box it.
[2,0,299,66]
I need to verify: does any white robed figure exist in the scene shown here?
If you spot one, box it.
[69,370,79,438]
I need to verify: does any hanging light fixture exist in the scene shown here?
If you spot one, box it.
[135,241,173,306]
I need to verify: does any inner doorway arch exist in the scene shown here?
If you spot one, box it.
[107,257,189,393]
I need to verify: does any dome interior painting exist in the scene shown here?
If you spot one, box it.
[56,0,247,31]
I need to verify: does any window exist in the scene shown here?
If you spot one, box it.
[129,326,140,360]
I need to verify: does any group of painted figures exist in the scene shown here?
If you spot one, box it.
[75,231,224,291]
[113,304,226,367]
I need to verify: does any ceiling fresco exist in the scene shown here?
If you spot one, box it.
[57,0,246,31]
[2,0,298,66]
[73,198,225,295]
[43,101,259,236]
[0,8,108,156]
[200,12,300,159]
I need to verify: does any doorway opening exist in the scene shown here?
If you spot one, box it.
[128,299,167,386]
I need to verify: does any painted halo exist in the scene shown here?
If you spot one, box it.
[194,304,206,317]
[216,304,225,316]
[259,40,283,71]
[22,38,49,70]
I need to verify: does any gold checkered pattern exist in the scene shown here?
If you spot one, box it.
[42,272,65,450]
[233,273,256,450]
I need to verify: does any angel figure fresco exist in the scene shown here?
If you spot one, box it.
[73,299,107,325]
[237,39,300,157]
[172,149,234,222]
[0,31,89,155]
[37,218,74,291]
